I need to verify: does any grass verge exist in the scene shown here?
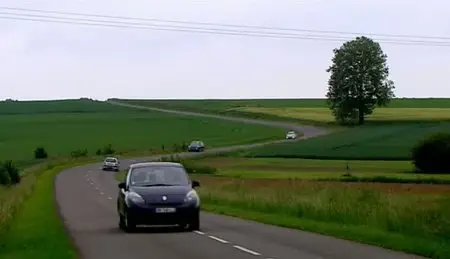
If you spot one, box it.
[196,176,450,259]
[0,159,94,259]
[202,203,449,258]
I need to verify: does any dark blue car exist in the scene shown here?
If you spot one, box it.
[117,162,201,232]
[188,141,205,152]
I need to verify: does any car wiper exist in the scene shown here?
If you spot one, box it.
[141,183,177,187]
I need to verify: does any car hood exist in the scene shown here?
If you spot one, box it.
[130,185,191,204]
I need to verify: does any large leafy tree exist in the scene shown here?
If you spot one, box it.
[326,36,395,125]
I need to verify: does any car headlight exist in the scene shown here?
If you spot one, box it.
[126,191,145,206]
[184,190,200,207]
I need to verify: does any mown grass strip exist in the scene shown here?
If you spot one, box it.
[0,161,92,259]
[202,203,450,259]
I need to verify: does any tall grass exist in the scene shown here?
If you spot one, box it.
[198,178,450,258]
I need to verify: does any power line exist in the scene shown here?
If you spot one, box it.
[0,16,351,42]
[2,5,450,41]
[2,10,450,46]
[0,11,359,40]
[7,11,450,45]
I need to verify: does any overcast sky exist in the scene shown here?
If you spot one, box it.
[1,0,449,100]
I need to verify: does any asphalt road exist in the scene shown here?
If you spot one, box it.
[55,104,426,259]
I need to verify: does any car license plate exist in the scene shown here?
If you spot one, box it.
[155,207,176,213]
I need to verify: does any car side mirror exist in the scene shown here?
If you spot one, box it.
[192,180,200,188]
[118,182,126,189]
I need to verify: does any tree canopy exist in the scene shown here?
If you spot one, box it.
[326,36,395,125]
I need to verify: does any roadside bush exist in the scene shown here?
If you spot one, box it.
[411,132,450,174]
[3,160,20,184]
[0,160,21,185]
[0,165,10,185]
[34,147,48,159]
[70,148,88,158]
[95,144,115,156]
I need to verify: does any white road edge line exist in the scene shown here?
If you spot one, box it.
[208,235,229,244]
[193,230,205,235]
[233,245,261,256]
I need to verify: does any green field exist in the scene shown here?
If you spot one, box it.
[0,99,286,162]
[0,99,133,114]
[189,157,450,183]
[237,107,450,123]
[111,98,450,160]
[112,98,450,125]
[245,122,450,160]
[112,98,450,110]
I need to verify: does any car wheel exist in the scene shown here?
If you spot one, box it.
[123,212,136,232]
[119,214,126,230]
[188,212,200,231]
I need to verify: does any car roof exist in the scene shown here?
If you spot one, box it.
[129,162,183,169]
[105,157,118,160]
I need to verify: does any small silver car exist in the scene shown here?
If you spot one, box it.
[286,131,297,140]
[102,157,120,171]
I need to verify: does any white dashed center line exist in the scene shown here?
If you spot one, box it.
[108,197,112,200]
[208,235,229,244]
[233,245,261,256]
[193,231,264,257]
[100,192,104,195]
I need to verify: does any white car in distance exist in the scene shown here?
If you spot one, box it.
[102,157,120,171]
[286,131,297,140]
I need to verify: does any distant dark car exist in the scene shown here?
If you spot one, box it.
[188,141,205,152]
[102,157,120,171]
[117,162,201,232]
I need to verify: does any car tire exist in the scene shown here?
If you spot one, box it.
[188,212,200,231]
[119,214,126,230]
[123,212,136,232]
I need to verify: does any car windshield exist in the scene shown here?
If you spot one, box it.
[287,131,295,134]
[129,165,190,186]
[190,141,201,145]
[105,158,117,163]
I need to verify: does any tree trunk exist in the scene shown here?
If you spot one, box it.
[358,107,365,125]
